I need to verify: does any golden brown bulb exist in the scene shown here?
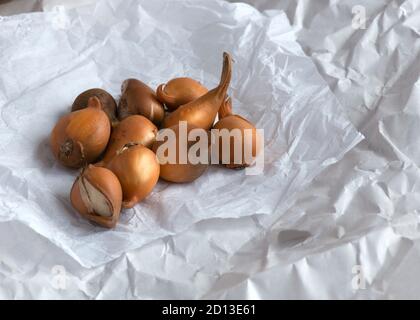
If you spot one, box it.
[118,79,165,125]
[162,52,232,130]
[212,97,262,169]
[50,97,111,168]
[98,115,157,166]
[156,77,208,111]
[152,124,210,183]
[106,143,160,208]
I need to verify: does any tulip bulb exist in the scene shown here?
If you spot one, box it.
[153,124,209,183]
[212,97,262,169]
[156,77,208,111]
[70,165,123,228]
[50,97,111,168]
[162,52,232,130]
[118,79,165,125]
[71,88,118,125]
[107,143,160,208]
[98,115,157,165]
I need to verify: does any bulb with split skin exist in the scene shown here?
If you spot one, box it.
[97,115,158,166]
[70,165,123,228]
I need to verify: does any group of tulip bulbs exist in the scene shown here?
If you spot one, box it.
[50,52,262,228]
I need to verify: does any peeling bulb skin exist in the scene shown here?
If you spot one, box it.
[79,177,112,217]
[70,165,123,228]
[71,88,118,124]
[156,78,208,111]
[50,97,111,168]
[106,143,160,208]
[71,181,119,228]
[98,115,158,166]
[118,79,165,125]
[162,52,232,130]
[213,97,262,169]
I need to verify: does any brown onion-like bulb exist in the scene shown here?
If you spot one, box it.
[70,165,123,228]
[50,97,111,168]
[71,88,118,125]
[152,124,209,183]
[156,77,208,111]
[106,143,160,208]
[98,115,157,166]
[162,52,232,130]
[118,79,165,125]
[212,97,262,169]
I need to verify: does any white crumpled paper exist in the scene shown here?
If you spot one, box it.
[0,0,362,268]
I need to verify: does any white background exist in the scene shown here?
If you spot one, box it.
[1,0,420,299]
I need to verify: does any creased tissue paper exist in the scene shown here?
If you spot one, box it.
[0,0,362,268]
